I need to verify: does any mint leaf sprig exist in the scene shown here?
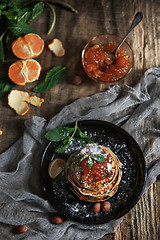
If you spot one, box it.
[45,121,94,153]
[76,154,105,169]
[32,66,66,93]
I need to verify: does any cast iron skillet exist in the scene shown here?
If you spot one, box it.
[41,120,147,224]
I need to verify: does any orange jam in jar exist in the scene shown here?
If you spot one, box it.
[83,43,131,83]
[82,34,134,84]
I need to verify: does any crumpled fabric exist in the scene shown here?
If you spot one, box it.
[0,67,160,240]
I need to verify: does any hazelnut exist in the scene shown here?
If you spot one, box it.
[16,225,27,234]
[102,201,110,212]
[92,203,101,213]
[51,215,63,224]
[71,75,82,85]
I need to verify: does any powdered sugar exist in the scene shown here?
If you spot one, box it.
[80,143,103,155]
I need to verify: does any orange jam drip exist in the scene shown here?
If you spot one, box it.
[81,157,108,183]
[84,43,130,82]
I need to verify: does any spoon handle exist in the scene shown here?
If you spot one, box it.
[114,12,144,54]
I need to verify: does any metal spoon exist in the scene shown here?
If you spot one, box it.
[107,12,144,65]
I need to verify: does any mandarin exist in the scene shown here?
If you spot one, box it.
[12,33,44,59]
[8,59,41,85]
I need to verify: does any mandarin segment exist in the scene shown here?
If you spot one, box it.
[24,34,44,58]
[8,59,41,85]
[12,37,31,59]
[8,60,26,85]
[23,59,41,83]
[12,33,44,59]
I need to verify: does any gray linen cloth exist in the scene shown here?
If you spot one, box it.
[0,67,160,240]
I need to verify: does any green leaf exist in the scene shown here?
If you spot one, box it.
[0,74,15,100]
[76,154,105,168]
[55,137,72,153]
[91,154,105,163]
[33,66,66,93]
[7,21,35,38]
[0,4,6,11]
[5,32,14,50]
[76,154,88,165]
[54,121,78,152]
[27,0,78,14]
[0,32,5,68]
[45,121,94,154]
[1,9,18,20]
[46,121,78,153]
[17,2,44,23]
[88,156,93,169]
[6,21,35,49]
[75,128,94,146]
[45,126,74,142]
[1,0,28,11]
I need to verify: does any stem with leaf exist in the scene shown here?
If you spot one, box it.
[46,3,56,35]
[55,121,78,153]
[50,0,78,14]
[25,0,78,14]
[45,121,94,153]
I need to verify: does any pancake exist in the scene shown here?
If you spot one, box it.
[66,143,122,202]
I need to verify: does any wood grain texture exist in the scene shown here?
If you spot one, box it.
[0,0,159,239]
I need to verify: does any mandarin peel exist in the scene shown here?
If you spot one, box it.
[48,38,65,57]
[8,59,42,86]
[8,90,44,116]
[12,33,44,60]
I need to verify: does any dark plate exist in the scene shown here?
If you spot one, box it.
[41,120,147,224]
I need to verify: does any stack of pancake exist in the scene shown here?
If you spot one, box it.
[66,143,122,202]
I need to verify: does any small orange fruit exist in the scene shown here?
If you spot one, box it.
[8,59,41,85]
[12,33,44,59]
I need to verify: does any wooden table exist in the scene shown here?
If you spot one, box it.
[0,0,159,239]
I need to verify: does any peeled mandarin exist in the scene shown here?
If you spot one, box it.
[48,158,66,179]
[12,33,44,59]
[8,59,41,85]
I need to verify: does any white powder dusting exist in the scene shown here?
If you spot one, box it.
[80,143,103,155]
[107,163,112,171]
